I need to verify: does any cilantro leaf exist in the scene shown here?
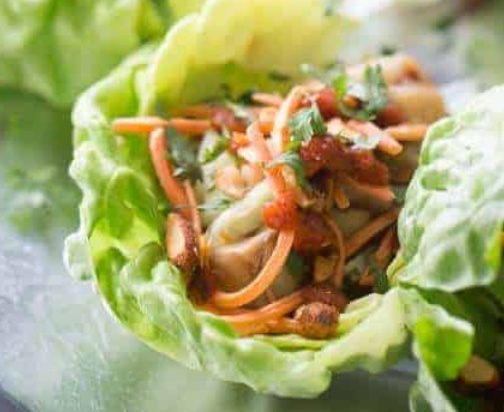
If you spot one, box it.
[202,134,229,164]
[334,65,389,121]
[166,127,201,181]
[288,104,327,151]
[268,151,310,191]
[369,257,389,294]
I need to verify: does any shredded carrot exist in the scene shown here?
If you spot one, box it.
[252,92,284,107]
[173,105,217,119]
[325,217,346,287]
[345,208,400,258]
[347,120,403,156]
[271,86,304,156]
[197,303,249,316]
[339,174,395,203]
[257,107,278,134]
[332,181,350,209]
[246,122,287,196]
[168,118,213,136]
[237,317,301,337]
[112,117,168,134]
[212,230,295,308]
[112,116,212,136]
[385,124,428,142]
[149,128,190,220]
[220,288,305,332]
[183,180,202,239]
[246,122,273,163]
[375,226,396,268]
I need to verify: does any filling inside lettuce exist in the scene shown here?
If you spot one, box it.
[65,0,452,397]
[110,53,446,341]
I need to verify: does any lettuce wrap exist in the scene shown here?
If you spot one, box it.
[0,0,204,107]
[62,0,458,397]
[390,86,504,410]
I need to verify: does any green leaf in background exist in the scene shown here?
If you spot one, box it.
[0,88,79,234]
[0,0,204,107]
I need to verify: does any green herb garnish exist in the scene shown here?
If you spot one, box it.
[302,63,389,122]
[368,257,389,294]
[288,104,327,151]
[202,135,229,164]
[167,127,201,181]
[335,65,389,121]
[268,151,310,191]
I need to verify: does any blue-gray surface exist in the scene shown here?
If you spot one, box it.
[0,91,415,412]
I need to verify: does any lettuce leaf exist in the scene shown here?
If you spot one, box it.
[0,0,204,107]
[390,87,504,411]
[64,0,414,397]
[390,86,504,299]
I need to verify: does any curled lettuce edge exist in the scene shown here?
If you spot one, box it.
[390,85,504,295]
[398,288,476,412]
[62,0,418,397]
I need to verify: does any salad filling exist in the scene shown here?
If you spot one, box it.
[111,54,446,340]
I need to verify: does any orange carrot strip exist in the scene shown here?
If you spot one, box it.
[345,208,400,258]
[173,105,217,119]
[375,226,396,268]
[220,288,305,329]
[246,122,288,196]
[326,217,346,287]
[212,230,295,308]
[149,128,190,220]
[168,118,213,136]
[385,124,429,142]
[339,174,395,203]
[332,181,350,209]
[183,180,202,239]
[347,120,403,156]
[197,303,249,316]
[252,92,283,107]
[112,117,168,134]
[246,122,273,163]
[271,87,304,156]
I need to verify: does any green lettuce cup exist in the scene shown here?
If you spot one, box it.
[0,0,204,107]
[390,86,504,411]
[61,0,456,397]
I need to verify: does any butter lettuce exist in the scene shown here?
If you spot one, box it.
[64,0,415,397]
[390,87,504,410]
[0,0,204,107]
[391,85,504,297]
